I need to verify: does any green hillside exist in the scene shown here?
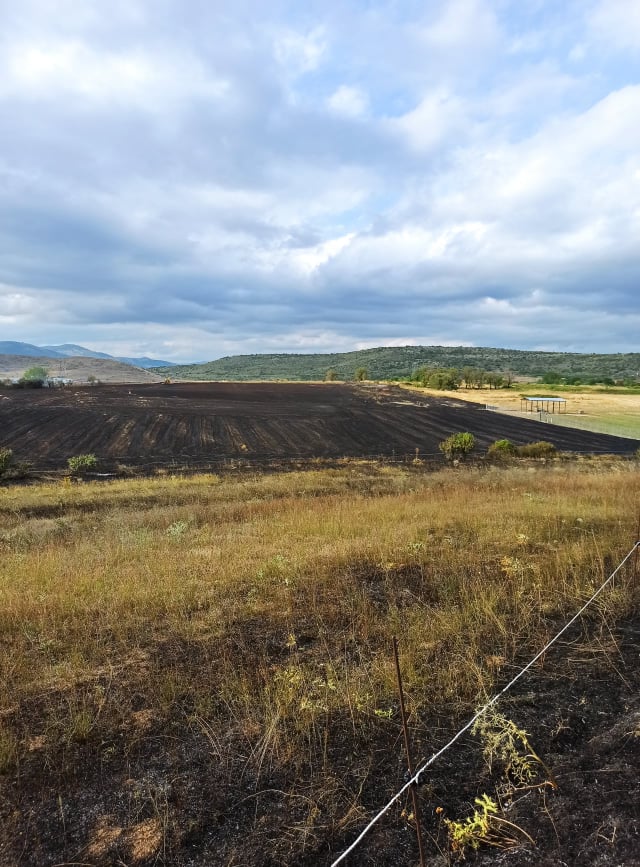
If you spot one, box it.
[153,346,640,382]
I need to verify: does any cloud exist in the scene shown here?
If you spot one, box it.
[0,0,639,361]
[327,85,368,117]
[588,0,640,53]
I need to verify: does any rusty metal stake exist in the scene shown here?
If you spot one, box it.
[393,636,427,867]
[633,513,640,582]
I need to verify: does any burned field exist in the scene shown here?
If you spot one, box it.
[1,381,638,470]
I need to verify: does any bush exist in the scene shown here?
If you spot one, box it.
[67,454,98,474]
[516,441,557,458]
[487,439,516,461]
[17,365,48,388]
[0,447,13,476]
[439,432,476,461]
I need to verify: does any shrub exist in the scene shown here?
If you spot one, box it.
[487,439,516,461]
[439,432,476,461]
[0,448,13,476]
[18,366,48,388]
[67,454,98,474]
[516,441,557,458]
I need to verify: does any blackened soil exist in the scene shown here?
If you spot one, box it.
[0,383,637,469]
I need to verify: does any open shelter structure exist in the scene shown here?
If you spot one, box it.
[521,396,567,413]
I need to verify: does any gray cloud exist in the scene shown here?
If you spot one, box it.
[1,0,639,361]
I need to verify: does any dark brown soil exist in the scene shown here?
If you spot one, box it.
[1,383,637,470]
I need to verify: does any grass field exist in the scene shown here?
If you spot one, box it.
[1,460,639,864]
[405,384,640,439]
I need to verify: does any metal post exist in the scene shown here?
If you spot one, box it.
[392,637,427,867]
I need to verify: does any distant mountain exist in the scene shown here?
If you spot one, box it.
[0,341,177,369]
[153,346,640,382]
[41,343,114,360]
[0,341,64,358]
[116,356,178,369]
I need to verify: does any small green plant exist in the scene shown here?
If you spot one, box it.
[472,708,555,788]
[516,441,557,458]
[445,793,533,856]
[0,447,13,476]
[444,711,553,858]
[166,520,189,539]
[439,432,476,461]
[67,454,98,474]
[487,439,516,461]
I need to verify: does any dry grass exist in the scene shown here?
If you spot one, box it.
[1,460,639,861]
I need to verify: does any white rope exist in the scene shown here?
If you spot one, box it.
[330,540,640,866]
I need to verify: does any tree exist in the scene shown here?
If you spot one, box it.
[355,367,368,381]
[412,366,460,389]
[462,366,477,388]
[439,432,476,462]
[325,368,338,381]
[20,366,48,387]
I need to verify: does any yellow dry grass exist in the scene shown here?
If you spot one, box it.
[404,383,640,414]
[1,463,638,731]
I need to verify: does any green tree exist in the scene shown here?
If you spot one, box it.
[20,366,48,387]
[439,432,476,462]
[355,367,368,381]
[325,368,338,381]
[462,366,477,388]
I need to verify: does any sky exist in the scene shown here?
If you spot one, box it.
[1,0,639,363]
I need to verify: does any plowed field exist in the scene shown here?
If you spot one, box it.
[1,382,637,469]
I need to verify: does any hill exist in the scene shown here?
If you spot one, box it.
[0,354,162,384]
[0,341,176,368]
[153,345,640,382]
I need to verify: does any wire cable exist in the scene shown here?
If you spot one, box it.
[330,540,640,866]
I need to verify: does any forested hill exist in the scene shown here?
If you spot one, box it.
[153,346,640,382]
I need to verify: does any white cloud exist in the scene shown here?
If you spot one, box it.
[418,0,500,62]
[388,89,467,153]
[274,26,326,75]
[2,40,228,107]
[589,0,640,53]
[327,85,368,117]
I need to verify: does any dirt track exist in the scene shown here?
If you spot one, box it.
[1,382,638,469]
